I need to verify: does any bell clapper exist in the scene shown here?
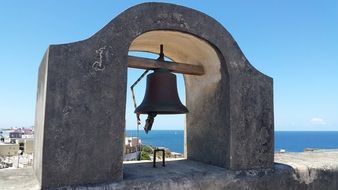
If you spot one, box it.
[136,113,141,125]
[144,113,157,134]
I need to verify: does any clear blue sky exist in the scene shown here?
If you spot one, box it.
[0,0,337,131]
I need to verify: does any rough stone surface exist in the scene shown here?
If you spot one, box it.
[34,2,273,189]
[275,149,338,186]
[2,150,338,190]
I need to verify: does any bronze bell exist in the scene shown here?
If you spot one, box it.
[134,68,188,115]
[134,45,188,133]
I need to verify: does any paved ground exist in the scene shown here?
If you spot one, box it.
[0,168,39,190]
[1,150,338,190]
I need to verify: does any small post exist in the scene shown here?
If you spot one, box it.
[153,150,157,168]
[153,148,165,168]
[162,150,165,167]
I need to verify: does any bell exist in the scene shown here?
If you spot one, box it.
[134,45,188,133]
[134,68,189,115]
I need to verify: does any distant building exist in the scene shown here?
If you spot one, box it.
[2,129,22,143]
[125,137,140,148]
[16,138,34,154]
[1,127,33,139]
[24,139,34,154]
[124,137,141,154]
[9,132,22,139]
[0,127,34,155]
[123,137,141,161]
[0,143,20,156]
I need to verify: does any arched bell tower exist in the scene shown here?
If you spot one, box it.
[34,2,274,189]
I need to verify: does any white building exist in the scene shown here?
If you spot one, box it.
[0,143,20,156]
[1,128,34,154]
[125,137,141,148]
[123,137,141,161]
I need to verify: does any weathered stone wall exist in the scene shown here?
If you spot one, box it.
[34,2,274,188]
[4,150,338,190]
[229,65,274,169]
[34,42,127,188]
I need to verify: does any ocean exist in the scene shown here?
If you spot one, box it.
[126,130,338,153]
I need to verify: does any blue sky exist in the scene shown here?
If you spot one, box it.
[0,0,337,131]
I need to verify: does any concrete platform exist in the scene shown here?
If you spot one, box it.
[1,150,338,190]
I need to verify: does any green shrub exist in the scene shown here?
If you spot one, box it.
[141,145,153,154]
[139,151,151,160]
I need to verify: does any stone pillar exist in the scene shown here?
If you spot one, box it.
[34,43,126,188]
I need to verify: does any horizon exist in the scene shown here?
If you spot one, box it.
[2,126,338,132]
[0,0,337,131]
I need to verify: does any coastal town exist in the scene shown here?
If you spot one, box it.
[0,127,34,169]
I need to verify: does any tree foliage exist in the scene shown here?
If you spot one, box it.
[139,151,151,160]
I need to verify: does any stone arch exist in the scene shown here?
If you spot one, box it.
[34,2,273,189]
[128,30,229,166]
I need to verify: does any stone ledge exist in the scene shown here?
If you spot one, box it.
[1,150,337,190]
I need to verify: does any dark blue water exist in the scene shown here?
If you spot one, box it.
[127,130,338,153]
[275,131,338,152]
